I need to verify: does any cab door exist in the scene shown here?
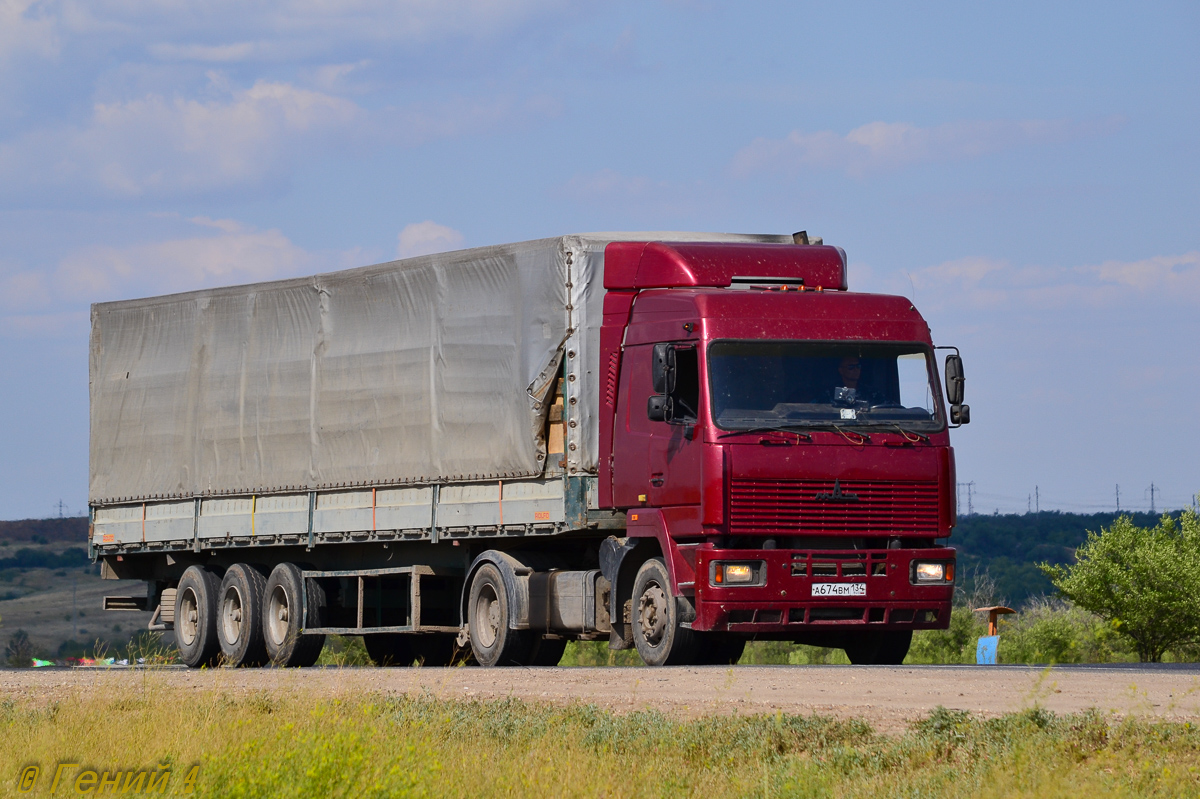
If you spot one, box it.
[612,341,703,509]
[647,344,702,507]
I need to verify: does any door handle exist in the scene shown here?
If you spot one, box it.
[649,474,664,487]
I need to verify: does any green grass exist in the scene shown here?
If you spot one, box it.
[3,681,1199,797]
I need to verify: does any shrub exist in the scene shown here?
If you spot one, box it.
[4,630,34,668]
[997,598,1134,664]
[1040,507,1200,662]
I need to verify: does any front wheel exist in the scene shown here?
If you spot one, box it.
[631,558,696,666]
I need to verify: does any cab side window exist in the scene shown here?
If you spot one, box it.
[671,346,699,422]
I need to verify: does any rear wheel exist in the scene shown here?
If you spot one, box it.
[467,563,529,667]
[263,563,326,667]
[217,564,269,667]
[175,566,221,668]
[631,558,696,666]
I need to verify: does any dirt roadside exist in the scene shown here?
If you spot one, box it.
[2,665,1198,733]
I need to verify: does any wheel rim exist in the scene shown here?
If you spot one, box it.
[637,582,669,647]
[266,584,290,646]
[474,583,500,648]
[178,586,200,647]
[221,586,244,646]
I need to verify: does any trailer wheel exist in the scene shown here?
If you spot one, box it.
[263,563,326,667]
[694,635,746,666]
[217,564,269,667]
[175,566,221,668]
[467,563,529,667]
[844,630,912,665]
[631,558,697,666]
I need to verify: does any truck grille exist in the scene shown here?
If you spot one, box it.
[728,479,940,536]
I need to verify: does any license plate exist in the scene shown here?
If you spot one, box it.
[811,582,866,597]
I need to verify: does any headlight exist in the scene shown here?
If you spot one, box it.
[913,561,954,583]
[711,562,762,586]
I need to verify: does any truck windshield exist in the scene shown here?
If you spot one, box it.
[708,340,941,430]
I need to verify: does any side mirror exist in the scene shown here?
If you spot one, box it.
[950,404,970,425]
[944,354,965,406]
[652,343,676,395]
[647,394,672,422]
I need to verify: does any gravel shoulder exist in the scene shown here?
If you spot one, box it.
[2,664,1199,734]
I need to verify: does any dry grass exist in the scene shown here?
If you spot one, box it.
[2,674,1200,797]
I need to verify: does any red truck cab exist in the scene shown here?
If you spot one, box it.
[597,240,963,665]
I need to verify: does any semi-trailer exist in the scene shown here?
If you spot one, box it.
[92,231,969,668]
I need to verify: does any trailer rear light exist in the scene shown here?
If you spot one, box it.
[912,560,955,584]
[710,561,765,586]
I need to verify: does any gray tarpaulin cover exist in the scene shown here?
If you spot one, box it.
[89,232,790,504]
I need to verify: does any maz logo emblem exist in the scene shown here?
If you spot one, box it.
[812,479,860,503]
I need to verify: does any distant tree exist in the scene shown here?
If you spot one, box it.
[1040,508,1200,662]
[5,629,34,668]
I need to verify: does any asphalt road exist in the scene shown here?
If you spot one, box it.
[3,664,1198,733]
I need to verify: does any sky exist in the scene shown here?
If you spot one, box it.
[0,1,1197,519]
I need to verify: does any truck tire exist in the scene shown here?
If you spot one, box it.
[844,630,912,665]
[263,563,326,667]
[467,563,529,667]
[695,634,746,666]
[217,564,269,667]
[631,558,697,666]
[175,566,221,668]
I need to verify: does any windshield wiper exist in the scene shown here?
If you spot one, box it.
[853,421,931,441]
[890,424,928,442]
[718,425,812,441]
[797,423,872,444]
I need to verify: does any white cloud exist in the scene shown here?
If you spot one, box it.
[0,78,362,198]
[885,251,1200,313]
[731,118,1122,178]
[48,0,568,62]
[396,221,465,258]
[0,214,383,339]
[55,216,320,299]
[0,77,552,199]
[0,0,60,62]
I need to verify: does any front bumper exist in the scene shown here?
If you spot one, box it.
[691,546,954,633]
